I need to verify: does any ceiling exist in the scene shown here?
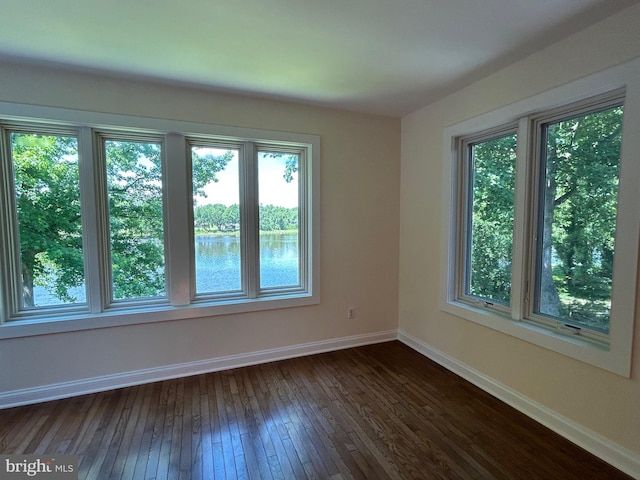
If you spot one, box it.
[0,0,636,117]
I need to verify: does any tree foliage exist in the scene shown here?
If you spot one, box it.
[106,140,166,300]
[468,133,517,305]
[12,136,231,305]
[539,106,622,331]
[194,151,299,233]
[261,152,299,183]
[283,155,298,183]
[12,134,83,306]
[469,105,623,332]
[194,203,298,232]
[259,204,298,231]
[12,141,299,306]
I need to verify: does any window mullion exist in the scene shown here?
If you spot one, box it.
[460,139,473,301]
[453,137,469,303]
[92,131,115,310]
[0,126,20,322]
[242,142,259,298]
[165,133,192,306]
[297,149,309,291]
[609,81,640,364]
[510,117,530,321]
[78,127,105,313]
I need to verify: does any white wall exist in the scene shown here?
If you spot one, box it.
[400,2,640,471]
[0,63,400,397]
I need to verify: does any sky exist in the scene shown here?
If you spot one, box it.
[195,148,299,208]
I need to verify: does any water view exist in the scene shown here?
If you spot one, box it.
[32,232,299,305]
[196,232,300,293]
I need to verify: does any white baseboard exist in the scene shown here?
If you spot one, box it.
[398,330,640,479]
[0,330,397,410]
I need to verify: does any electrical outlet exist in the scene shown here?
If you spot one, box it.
[348,308,355,319]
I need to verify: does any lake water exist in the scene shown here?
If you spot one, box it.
[32,232,299,305]
[196,232,299,292]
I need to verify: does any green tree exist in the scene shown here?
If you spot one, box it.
[539,106,622,329]
[12,133,83,307]
[106,140,165,299]
[193,203,240,232]
[259,205,298,231]
[13,135,232,305]
[194,203,228,231]
[468,134,517,304]
[470,106,622,331]
[194,204,214,230]
[283,155,298,182]
[223,204,240,230]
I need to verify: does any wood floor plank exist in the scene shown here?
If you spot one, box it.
[157,378,179,480]
[129,383,161,480]
[3,405,48,454]
[188,377,203,480]
[147,379,176,480]
[212,373,239,479]
[256,364,308,479]
[118,383,155,480]
[345,357,479,479]
[26,399,67,454]
[80,389,130,479]
[104,383,148,480]
[0,341,633,479]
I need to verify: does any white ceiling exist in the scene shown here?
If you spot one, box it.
[0,0,636,116]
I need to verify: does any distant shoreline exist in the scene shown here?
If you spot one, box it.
[194,229,297,237]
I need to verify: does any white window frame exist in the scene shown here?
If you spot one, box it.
[441,58,640,377]
[0,103,320,339]
[185,138,310,302]
[525,95,624,343]
[96,130,170,309]
[456,124,518,313]
[254,143,309,296]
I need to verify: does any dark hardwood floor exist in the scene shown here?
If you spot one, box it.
[0,341,631,479]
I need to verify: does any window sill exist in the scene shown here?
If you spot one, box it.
[441,299,630,377]
[0,294,319,340]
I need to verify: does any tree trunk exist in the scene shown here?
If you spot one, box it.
[21,255,35,308]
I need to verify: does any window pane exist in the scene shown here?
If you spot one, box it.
[258,152,300,288]
[11,132,86,308]
[105,140,165,300]
[536,105,623,333]
[465,133,517,305]
[191,146,241,294]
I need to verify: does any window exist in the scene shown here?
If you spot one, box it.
[6,129,86,311]
[191,143,242,296]
[102,136,167,303]
[442,59,640,376]
[0,106,319,337]
[257,148,302,291]
[188,141,308,300]
[532,103,623,335]
[459,129,517,308]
